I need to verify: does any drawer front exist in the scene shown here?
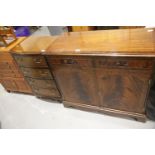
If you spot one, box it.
[0,61,22,78]
[0,70,22,78]
[26,78,57,89]
[47,56,92,67]
[0,62,11,70]
[94,57,153,69]
[14,78,32,94]
[20,67,52,79]
[1,79,18,91]
[13,55,48,67]
[32,87,60,98]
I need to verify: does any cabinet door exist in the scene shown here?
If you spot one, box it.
[52,66,99,107]
[96,68,151,113]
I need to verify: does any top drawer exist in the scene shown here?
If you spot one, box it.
[13,55,48,68]
[94,57,153,69]
[47,56,92,67]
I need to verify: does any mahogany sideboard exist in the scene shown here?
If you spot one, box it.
[0,37,32,94]
[44,28,155,122]
[11,36,62,101]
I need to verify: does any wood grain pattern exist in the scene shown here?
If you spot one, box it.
[45,28,155,57]
[0,77,32,93]
[11,36,58,54]
[46,55,153,121]
[96,68,151,113]
[50,65,99,107]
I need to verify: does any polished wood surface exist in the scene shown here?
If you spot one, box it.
[46,28,155,57]
[11,36,57,54]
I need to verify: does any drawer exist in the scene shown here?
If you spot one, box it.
[20,67,53,79]
[94,57,153,69]
[1,79,18,92]
[13,55,48,68]
[0,71,22,78]
[32,87,60,98]
[0,62,11,70]
[26,78,57,89]
[47,56,92,67]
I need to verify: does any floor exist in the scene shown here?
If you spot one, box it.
[0,27,155,128]
[0,84,155,128]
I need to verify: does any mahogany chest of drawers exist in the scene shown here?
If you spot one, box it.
[11,36,62,101]
[13,54,61,100]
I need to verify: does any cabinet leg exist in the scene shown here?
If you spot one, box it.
[64,103,72,108]
[134,117,146,122]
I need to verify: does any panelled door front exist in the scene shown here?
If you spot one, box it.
[52,66,99,107]
[96,68,151,113]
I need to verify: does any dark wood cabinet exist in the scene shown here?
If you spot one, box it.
[44,28,155,121]
[47,55,153,121]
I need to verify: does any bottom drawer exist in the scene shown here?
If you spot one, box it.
[26,77,57,89]
[32,87,60,98]
[0,78,32,94]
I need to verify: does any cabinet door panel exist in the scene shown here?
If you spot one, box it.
[52,66,99,106]
[96,68,151,113]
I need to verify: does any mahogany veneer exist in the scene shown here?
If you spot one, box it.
[11,36,62,101]
[44,28,155,122]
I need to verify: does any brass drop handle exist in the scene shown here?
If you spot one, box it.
[34,58,41,63]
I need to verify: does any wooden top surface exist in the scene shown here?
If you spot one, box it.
[11,36,58,54]
[0,37,26,52]
[45,28,155,57]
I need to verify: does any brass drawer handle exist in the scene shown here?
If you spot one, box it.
[115,61,128,67]
[61,59,77,64]
[34,58,41,64]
